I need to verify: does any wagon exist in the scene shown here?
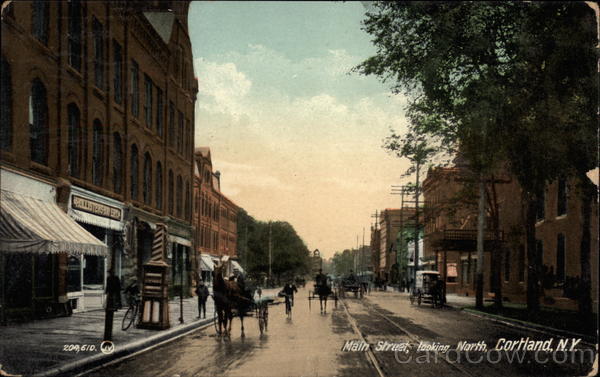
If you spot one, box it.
[409,270,443,308]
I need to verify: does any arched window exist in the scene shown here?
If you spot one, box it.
[1,56,12,151]
[30,79,48,165]
[156,162,163,210]
[130,144,139,200]
[143,152,152,205]
[67,103,80,177]
[113,132,123,194]
[176,175,183,217]
[92,119,104,186]
[185,181,190,220]
[168,170,174,215]
[68,0,82,71]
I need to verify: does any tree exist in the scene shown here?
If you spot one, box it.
[356,2,597,315]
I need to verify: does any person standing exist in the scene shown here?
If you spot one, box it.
[196,280,209,319]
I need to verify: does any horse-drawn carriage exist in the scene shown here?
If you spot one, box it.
[409,270,444,308]
[337,274,367,299]
[308,275,337,313]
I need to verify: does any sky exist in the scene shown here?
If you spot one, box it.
[189,1,413,258]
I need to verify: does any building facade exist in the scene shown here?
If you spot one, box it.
[1,0,197,320]
[422,164,598,312]
[193,147,240,284]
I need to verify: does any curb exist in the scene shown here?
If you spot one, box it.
[455,306,596,346]
[33,317,214,377]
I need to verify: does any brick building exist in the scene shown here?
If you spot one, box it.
[1,0,197,321]
[193,147,240,284]
[423,164,598,312]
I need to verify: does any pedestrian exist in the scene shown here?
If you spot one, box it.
[196,280,209,319]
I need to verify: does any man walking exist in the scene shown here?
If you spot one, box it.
[196,280,209,319]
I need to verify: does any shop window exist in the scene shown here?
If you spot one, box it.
[168,169,174,215]
[144,74,153,127]
[557,178,567,217]
[68,0,82,71]
[176,175,183,217]
[113,41,123,104]
[67,103,81,177]
[67,256,81,293]
[1,56,12,151]
[130,60,139,117]
[30,79,49,165]
[130,144,139,200]
[92,18,105,90]
[112,132,123,193]
[156,87,163,137]
[32,0,49,45]
[556,234,566,283]
[35,254,53,298]
[156,161,163,210]
[143,152,152,205]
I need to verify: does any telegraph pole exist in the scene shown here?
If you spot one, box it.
[413,161,421,291]
[268,221,272,283]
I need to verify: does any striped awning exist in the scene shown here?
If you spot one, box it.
[200,254,214,272]
[0,190,108,256]
[231,260,244,273]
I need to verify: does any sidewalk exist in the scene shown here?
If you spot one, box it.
[0,295,215,377]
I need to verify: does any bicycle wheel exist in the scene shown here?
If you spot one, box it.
[122,304,136,331]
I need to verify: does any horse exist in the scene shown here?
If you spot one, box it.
[314,274,332,314]
[212,263,253,337]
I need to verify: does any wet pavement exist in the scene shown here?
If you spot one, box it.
[87,288,597,377]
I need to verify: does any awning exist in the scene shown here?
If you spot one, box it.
[168,234,192,247]
[0,190,108,256]
[69,208,124,231]
[231,260,244,273]
[200,254,214,271]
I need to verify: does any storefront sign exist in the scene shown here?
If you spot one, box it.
[72,195,122,220]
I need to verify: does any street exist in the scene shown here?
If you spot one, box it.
[85,286,596,377]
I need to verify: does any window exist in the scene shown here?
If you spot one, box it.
[536,239,544,265]
[156,162,163,210]
[29,79,48,165]
[176,175,183,217]
[1,56,12,151]
[113,41,123,104]
[68,0,82,71]
[92,18,105,90]
[177,110,184,154]
[168,101,175,148]
[143,152,152,205]
[144,75,152,127]
[156,87,163,137]
[112,132,123,193]
[168,170,175,214]
[185,181,190,220]
[504,248,511,282]
[130,144,139,200]
[67,103,80,177]
[518,245,525,282]
[185,119,190,156]
[130,60,139,117]
[557,178,567,216]
[535,190,545,222]
[556,234,566,283]
[32,0,49,45]
[92,120,104,186]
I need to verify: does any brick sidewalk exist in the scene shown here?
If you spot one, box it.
[0,295,215,377]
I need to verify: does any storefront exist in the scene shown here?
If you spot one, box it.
[67,186,125,312]
[0,169,108,323]
[198,254,214,285]
[167,221,193,297]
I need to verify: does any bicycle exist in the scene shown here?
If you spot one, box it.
[121,286,141,331]
[284,293,293,318]
[256,300,269,335]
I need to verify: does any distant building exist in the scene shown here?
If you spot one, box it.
[193,147,240,283]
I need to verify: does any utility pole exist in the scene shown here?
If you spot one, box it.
[413,161,421,291]
[361,227,365,274]
[268,221,272,284]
